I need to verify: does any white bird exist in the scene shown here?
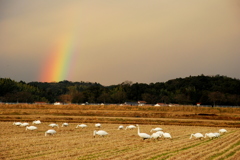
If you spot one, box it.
[159,132,172,139]
[95,123,101,128]
[125,125,136,130]
[76,124,87,128]
[32,120,41,125]
[151,132,160,140]
[213,132,220,137]
[190,133,204,140]
[219,129,227,134]
[118,125,124,130]
[49,123,59,128]
[45,129,56,136]
[13,122,22,126]
[136,124,151,140]
[61,123,69,127]
[150,127,163,132]
[93,130,108,138]
[26,126,37,131]
[204,133,216,139]
[20,122,29,127]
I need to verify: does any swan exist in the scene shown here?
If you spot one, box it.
[151,132,160,140]
[136,124,151,140]
[32,120,41,125]
[93,130,108,138]
[118,125,124,130]
[95,123,101,128]
[190,133,204,140]
[20,122,29,127]
[219,129,227,134]
[155,131,164,135]
[26,126,37,131]
[49,123,59,128]
[13,122,22,126]
[45,129,56,136]
[76,124,87,128]
[125,125,136,130]
[159,132,172,139]
[204,133,216,139]
[150,127,163,132]
[213,132,220,137]
[61,123,69,127]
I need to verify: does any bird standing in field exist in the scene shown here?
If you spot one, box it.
[45,129,56,136]
[76,124,87,128]
[49,123,59,128]
[26,126,37,131]
[93,130,108,138]
[32,120,41,125]
[125,125,136,130]
[150,127,163,132]
[95,123,101,128]
[61,123,69,127]
[190,133,204,140]
[118,125,124,130]
[136,124,151,140]
[219,129,227,134]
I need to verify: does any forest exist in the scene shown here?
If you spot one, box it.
[0,75,240,106]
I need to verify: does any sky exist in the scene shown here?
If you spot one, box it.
[0,0,240,86]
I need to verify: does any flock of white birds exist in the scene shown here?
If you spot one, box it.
[12,121,227,140]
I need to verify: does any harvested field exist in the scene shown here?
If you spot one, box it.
[1,122,240,160]
[1,104,240,159]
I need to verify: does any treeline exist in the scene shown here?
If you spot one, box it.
[0,75,240,106]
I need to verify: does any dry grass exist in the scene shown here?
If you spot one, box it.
[1,122,240,160]
[1,104,240,159]
[0,104,240,127]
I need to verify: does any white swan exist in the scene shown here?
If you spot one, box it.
[26,126,37,131]
[45,129,56,136]
[20,122,29,127]
[150,127,163,132]
[125,125,136,130]
[204,133,216,139]
[32,120,41,125]
[61,123,69,127]
[151,132,160,140]
[159,132,172,139]
[213,132,220,137]
[13,122,22,126]
[49,123,59,128]
[190,133,204,140]
[93,130,108,138]
[219,129,227,134]
[76,124,87,128]
[136,124,151,140]
[95,123,101,128]
[118,125,124,130]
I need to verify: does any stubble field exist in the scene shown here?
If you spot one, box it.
[1,104,240,160]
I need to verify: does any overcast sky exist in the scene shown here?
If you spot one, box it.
[0,0,240,86]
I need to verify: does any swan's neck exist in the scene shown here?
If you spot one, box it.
[137,126,140,134]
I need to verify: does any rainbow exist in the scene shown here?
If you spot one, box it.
[39,35,75,82]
